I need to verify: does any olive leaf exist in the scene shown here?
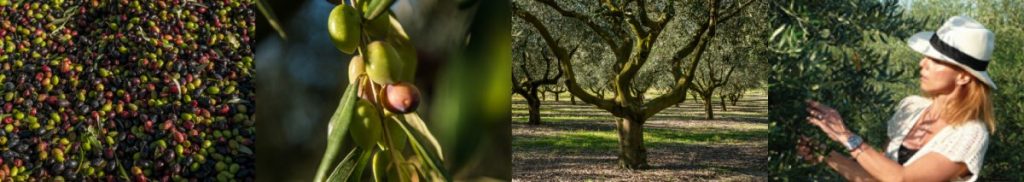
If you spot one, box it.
[325,147,373,182]
[380,119,413,181]
[238,145,254,155]
[402,114,443,160]
[393,113,450,181]
[362,0,394,20]
[371,151,388,182]
[314,82,359,182]
[350,148,374,182]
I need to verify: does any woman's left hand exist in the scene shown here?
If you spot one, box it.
[806,100,853,143]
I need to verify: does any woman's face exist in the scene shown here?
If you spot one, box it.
[918,57,965,95]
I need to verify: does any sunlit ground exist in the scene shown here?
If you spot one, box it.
[512,90,768,181]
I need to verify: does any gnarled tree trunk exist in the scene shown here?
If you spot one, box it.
[701,92,715,120]
[729,92,742,106]
[525,90,543,125]
[616,118,648,169]
[720,95,728,111]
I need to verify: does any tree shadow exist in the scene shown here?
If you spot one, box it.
[512,119,767,181]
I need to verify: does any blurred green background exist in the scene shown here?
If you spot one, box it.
[255,0,511,181]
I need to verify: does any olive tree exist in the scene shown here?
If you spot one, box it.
[514,0,756,169]
[542,82,567,102]
[711,18,768,113]
[512,28,574,125]
[767,0,921,180]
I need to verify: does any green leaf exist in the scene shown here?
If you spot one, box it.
[381,119,413,181]
[350,148,375,182]
[238,145,254,155]
[362,0,395,20]
[770,24,788,42]
[393,113,450,181]
[314,83,360,182]
[371,151,387,182]
[325,147,372,182]
[401,114,444,160]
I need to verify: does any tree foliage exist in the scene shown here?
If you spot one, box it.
[689,5,767,118]
[512,28,570,125]
[767,0,921,180]
[513,0,757,169]
[769,0,1024,180]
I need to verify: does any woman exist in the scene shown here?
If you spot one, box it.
[796,16,996,181]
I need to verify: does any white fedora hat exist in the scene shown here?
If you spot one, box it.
[907,16,996,89]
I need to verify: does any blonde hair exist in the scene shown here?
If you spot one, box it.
[940,75,996,132]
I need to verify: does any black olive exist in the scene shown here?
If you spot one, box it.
[0,0,253,180]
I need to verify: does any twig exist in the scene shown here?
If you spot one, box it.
[256,0,288,40]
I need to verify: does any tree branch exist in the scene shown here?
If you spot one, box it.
[533,0,622,53]
[719,0,755,23]
[514,9,618,111]
[512,65,528,96]
[527,54,562,87]
[520,52,536,82]
[643,0,725,119]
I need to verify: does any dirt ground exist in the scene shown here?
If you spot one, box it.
[512,92,768,181]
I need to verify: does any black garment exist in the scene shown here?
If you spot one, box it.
[898,145,919,165]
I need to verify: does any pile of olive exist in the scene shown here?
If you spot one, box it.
[0,0,254,181]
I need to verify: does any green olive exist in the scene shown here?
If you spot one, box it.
[365,41,403,84]
[348,55,365,84]
[328,5,361,54]
[350,99,382,149]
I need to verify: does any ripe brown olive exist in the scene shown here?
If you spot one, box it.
[382,82,420,114]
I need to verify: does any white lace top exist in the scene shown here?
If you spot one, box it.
[884,96,990,182]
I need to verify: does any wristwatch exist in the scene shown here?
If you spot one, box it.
[845,134,863,151]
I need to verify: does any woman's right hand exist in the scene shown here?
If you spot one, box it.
[797,136,825,164]
[806,100,854,144]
